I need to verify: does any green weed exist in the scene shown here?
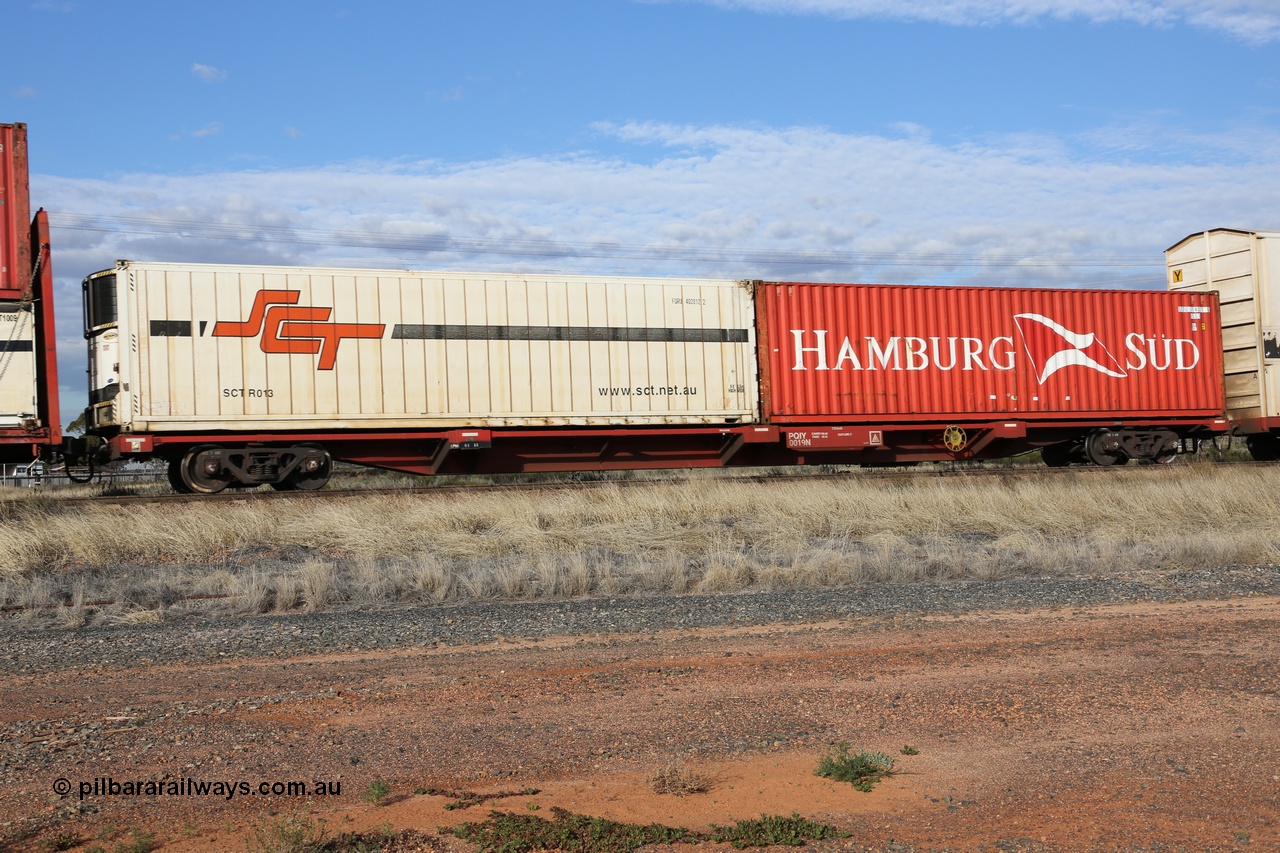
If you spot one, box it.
[360,779,391,805]
[815,743,896,792]
[39,832,84,852]
[708,814,842,848]
[444,807,841,853]
[445,807,696,853]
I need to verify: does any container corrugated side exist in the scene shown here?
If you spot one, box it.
[0,123,32,298]
[756,282,1224,422]
[110,262,759,431]
[1167,229,1280,425]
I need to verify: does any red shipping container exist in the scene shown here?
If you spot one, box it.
[756,282,1225,423]
[1,122,34,298]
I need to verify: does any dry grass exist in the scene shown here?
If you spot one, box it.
[2,463,1278,626]
[647,758,713,796]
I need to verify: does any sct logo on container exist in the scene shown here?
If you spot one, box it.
[211,290,386,370]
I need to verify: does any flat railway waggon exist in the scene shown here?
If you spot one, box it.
[75,261,1228,492]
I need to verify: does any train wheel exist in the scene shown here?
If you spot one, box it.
[292,444,332,490]
[1246,433,1280,462]
[1084,429,1125,466]
[1040,442,1073,468]
[1151,437,1181,465]
[166,458,193,494]
[271,444,332,491]
[178,445,233,494]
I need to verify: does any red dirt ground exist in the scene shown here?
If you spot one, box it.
[2,597,1277,852]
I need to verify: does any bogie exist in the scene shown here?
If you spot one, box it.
[165,444,333,493]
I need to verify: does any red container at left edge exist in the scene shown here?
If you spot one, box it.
[0,122,33,297]
[754,281,1226,424]
[0,121,61,462]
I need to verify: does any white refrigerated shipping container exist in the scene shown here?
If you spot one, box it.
[84,261,759,433]
[1166,229,1280,430]
[0,302,37,427]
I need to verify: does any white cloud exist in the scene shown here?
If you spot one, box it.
[13,86,38,98]
[36,118,1280,288]
[190,63,228,83]
[32,117,1280,418]
[676,0,1280,42]
[189,122,222,138]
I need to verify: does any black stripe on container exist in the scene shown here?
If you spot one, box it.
[0,341,34,352]
[390,324,749,343]
[150,320,193,337]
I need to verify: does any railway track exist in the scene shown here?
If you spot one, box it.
[32,456,1266,508]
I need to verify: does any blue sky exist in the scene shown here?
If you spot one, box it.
[2,0,1279,417]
